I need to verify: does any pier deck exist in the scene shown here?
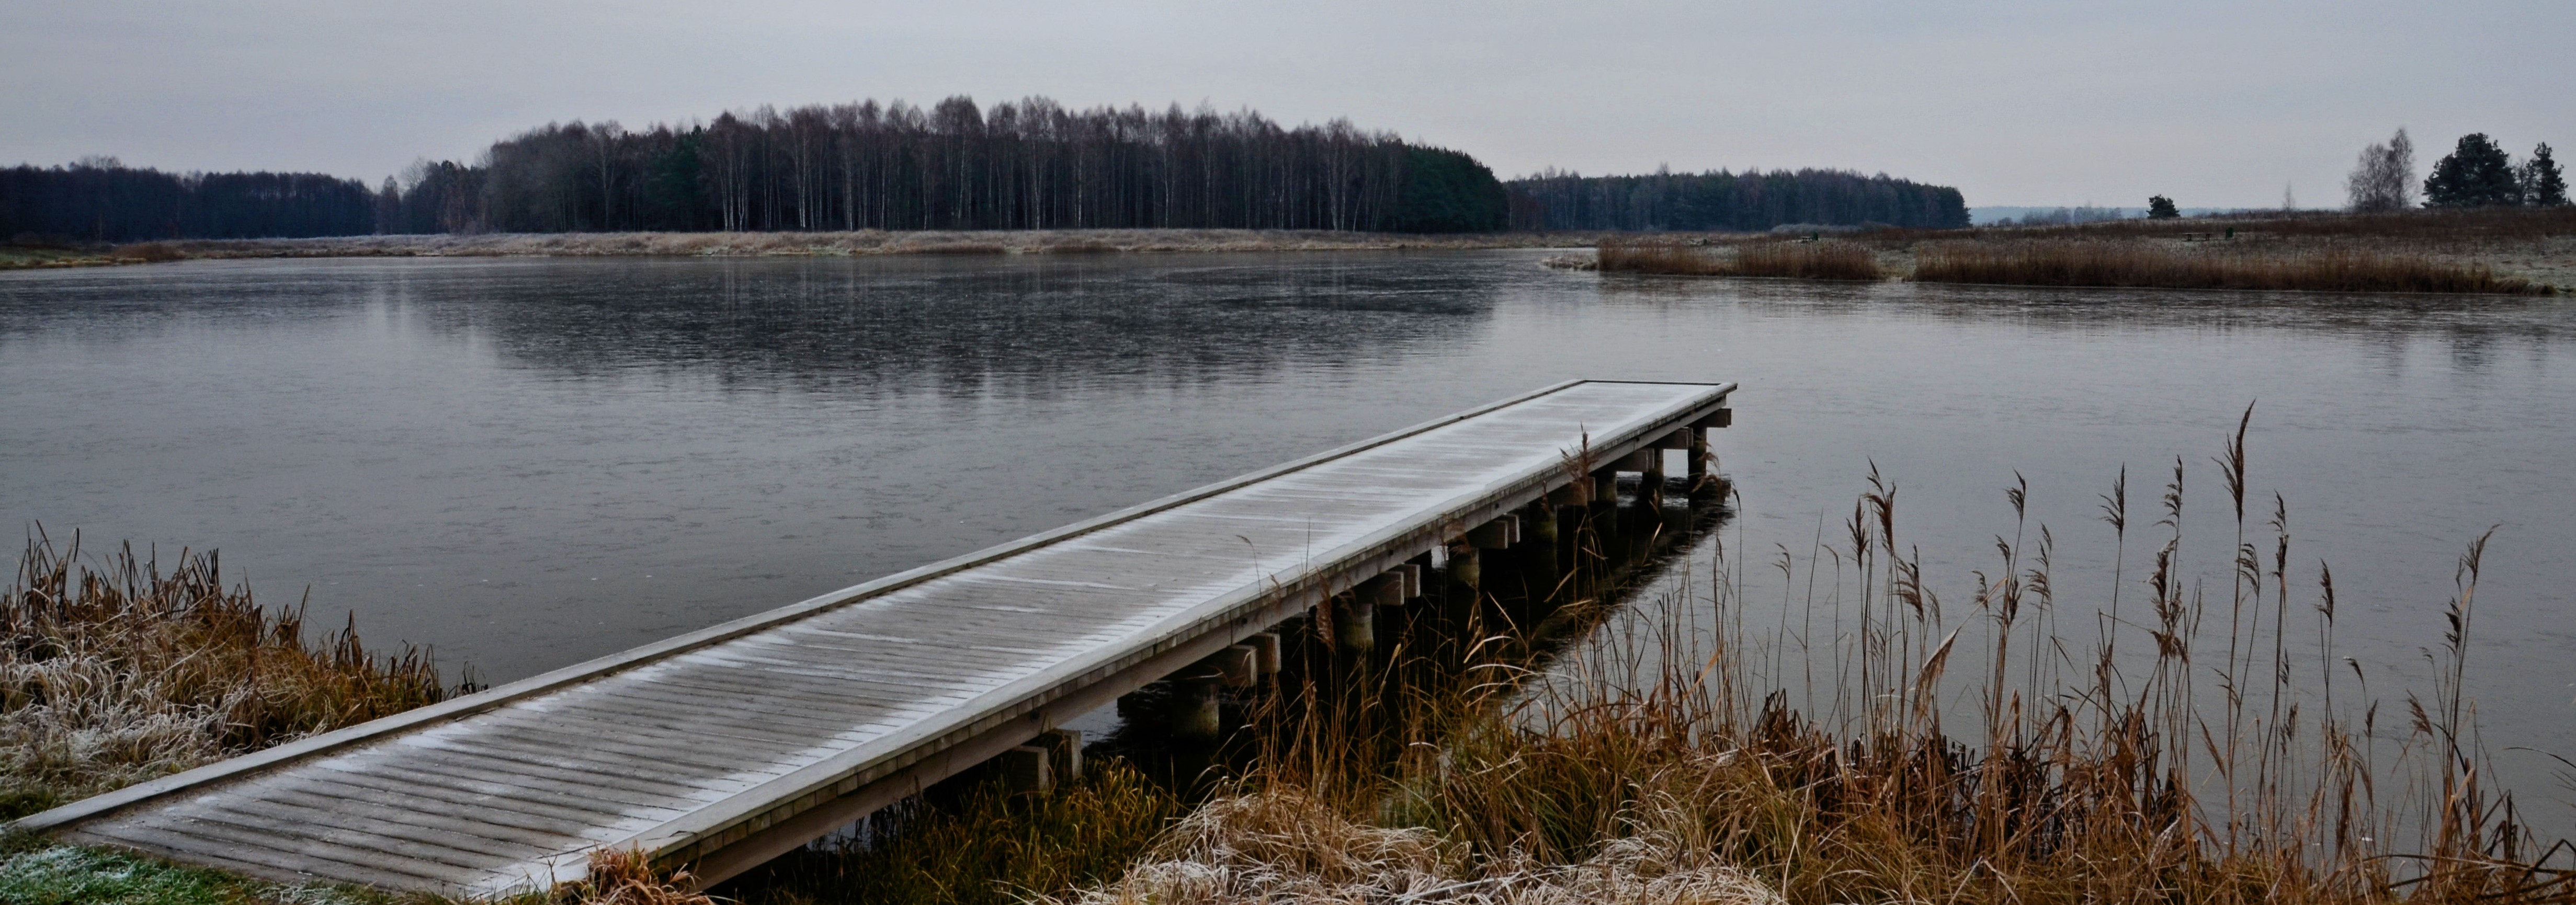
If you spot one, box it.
[15,379,1734,895]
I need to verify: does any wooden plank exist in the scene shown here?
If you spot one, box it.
[388,736,764,798]
[522,696,871,749]
[255,774,619,843]
[178,793,556,863]
[423,724,797,780]
[299,764,682,829]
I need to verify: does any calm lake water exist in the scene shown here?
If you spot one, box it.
[4,251,2571,816]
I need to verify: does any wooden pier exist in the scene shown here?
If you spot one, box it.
[12,379,1735,895]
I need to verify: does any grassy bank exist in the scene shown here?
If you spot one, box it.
[2,533,450,819]
[0,242,189,270]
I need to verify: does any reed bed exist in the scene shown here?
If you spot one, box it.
[1,532,449,819]
[1037,415,2572,905]
[2028,207,2576,243]
[1914,239,2551,294]
[1596,239,1887,281]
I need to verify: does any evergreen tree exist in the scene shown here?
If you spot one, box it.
[2423,133,2522,208]
[2521,143,2568,207]
[2147,195,2180,219]
[1392,148,1507,233]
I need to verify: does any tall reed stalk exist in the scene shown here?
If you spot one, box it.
[1056,418,2571,905]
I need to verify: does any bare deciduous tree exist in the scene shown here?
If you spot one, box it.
[2345,128,2415,213]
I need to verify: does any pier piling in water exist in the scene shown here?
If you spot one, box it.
[1334,591,1376,654]
[1172,673,1222,740]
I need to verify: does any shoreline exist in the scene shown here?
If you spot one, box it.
[1,228,1620,271]
[10,213,2572,295]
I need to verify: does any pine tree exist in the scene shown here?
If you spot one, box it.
[2423,133,2521,208]
[2147,195,2180,219]
[2521,143,2568,207]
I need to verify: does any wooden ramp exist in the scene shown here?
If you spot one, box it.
[14,379,1735,896]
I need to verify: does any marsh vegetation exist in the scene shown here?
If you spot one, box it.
[1,533,450,820]
[1579,206,2576,294]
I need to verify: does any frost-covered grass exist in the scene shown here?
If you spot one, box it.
[3,534,449,819]
[0,834,379,905]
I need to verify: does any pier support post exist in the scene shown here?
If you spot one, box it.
[1246,632,1281,677]
[1451,546,1478,595]
[1523,499,1561,597]
[1589,465,1625,561]
[1209,645,1258,688]
[1036,729,1083,782]
[1333,592,1375,655]
[1690,408,1730,498]
[1639,455,1666,518]
[1687,429,1709,491]
[1171,673,1222,741]
[1001,744,1053,794]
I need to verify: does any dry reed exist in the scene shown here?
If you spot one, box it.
[107,243,185,264]
[1058,788,1782,905]
[1597,239,1887,281]
[726,759,1180,905]
[1039,415,2571,905]
[1914,239,2551,294]
[553,850,715,905]
[2,532,450,819]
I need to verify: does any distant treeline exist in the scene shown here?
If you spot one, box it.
[393,97,1506,235]
[1506,168,1969,231]
[5,98,1986,241]
[1,158,375,243]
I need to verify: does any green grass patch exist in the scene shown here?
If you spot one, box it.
[0,839,392,905]
[0,247,109,269]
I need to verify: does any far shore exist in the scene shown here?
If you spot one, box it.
[2,228,1628,270]
[8,211,2572,295]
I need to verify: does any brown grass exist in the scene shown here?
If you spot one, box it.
[557,850,716,905]
[1914,239,2552,294]
[1597,239,1887,281]
[109,243,185,264]
[2042,206,2576,243]
[1,532,450,819]
[1055,788,1782,905]
[1039,416,2572,905]
[728,759,1180,905]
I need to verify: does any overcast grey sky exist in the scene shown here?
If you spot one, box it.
[5,1,2569,209]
